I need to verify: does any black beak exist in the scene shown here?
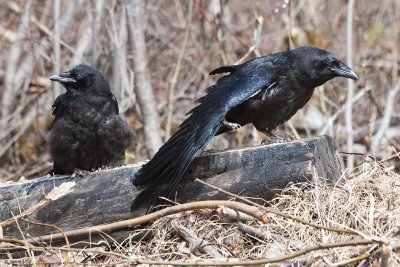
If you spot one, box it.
[49,71,76,84]
[332,61,358,80]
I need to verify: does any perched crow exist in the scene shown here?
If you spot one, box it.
[132,46,358,210]
[48,64,135,174]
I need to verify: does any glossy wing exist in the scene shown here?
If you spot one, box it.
[131,73,274,210]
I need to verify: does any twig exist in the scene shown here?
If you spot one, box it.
[171,220,224,259]
[381,151,400,163]
[135,239,375,266]
[217,207,254,223]
[0,237,29,247]
[0,245,135,261]
[21,219,70,248]
[53,0,61,84]
[165,0,193,140]
[12,211,35,264]
[195,1,228,64]
[195,179,357,235]
[236,222,270,241]
[319,86,371,135]
[371,81,400,153]
[217,214,270,241]
[287,120,300,140]
[328,252,371,266]
[391,0,399,85]
[345,0,356,171]
[338,151,386,170]
[25,200,267,245]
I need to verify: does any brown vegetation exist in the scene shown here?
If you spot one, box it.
[2,161,399,265]
[0,0,399,180]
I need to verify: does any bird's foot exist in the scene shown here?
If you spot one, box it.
[71,169,90,178]
[222,119,241,131]
[261,131,295,145]
[46,169,56,176]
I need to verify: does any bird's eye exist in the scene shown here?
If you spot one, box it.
[331,61,339,68]
[314,59,328,69]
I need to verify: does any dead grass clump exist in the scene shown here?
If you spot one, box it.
[119,162,399,265]
[2,162,399,265]
[265,163,400,264]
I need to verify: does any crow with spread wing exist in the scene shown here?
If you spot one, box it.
[132,46,358,210]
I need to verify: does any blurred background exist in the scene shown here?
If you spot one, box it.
[0,0,399,182]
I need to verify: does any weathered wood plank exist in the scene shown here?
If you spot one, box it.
[0,135,341,241]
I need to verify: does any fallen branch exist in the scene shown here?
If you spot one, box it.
[216,207,271,240]
[0,237,28,247]
[22,219,70,247]
[135,239,375,266]
[217,207,254,223]
[25,200,268,245]
[0,237,377,266]
[0,243,134,261]
[237,222,270,241]
[171,220,224,259]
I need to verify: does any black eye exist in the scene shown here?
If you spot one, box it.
[331,60,339,68]
[314,59,328,69]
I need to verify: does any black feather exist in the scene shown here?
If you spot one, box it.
[209,65,237,75]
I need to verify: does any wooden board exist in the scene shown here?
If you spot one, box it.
[0,135,341,241]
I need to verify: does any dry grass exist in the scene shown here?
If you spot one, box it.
[2,161,400,266]
[1,0,400,181]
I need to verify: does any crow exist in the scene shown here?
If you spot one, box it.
[131,46,358,210]
[48,64,135,174]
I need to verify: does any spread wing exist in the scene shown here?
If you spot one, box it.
[131,72,274,210]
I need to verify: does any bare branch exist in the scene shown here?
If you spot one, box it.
[171,220,224,259]
[371,81,400,153]
[345,0,356,171]
[125,0,162,157]
[165,1,193,139]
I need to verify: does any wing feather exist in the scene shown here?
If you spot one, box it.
[131,73,273,210]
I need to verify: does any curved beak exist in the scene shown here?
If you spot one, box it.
[331,61,358,80]
[49,71,76,84]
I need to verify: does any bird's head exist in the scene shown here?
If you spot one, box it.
[49,64,111,95]
[292,46,358,87]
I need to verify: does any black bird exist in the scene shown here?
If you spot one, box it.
[132,46,358,210]
[48,64,135,174]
